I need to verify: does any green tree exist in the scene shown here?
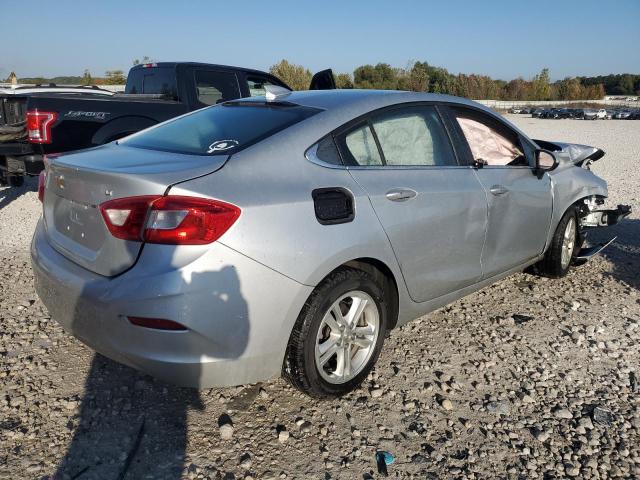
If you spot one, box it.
[269,59,312,90]
[335,73,354,89]
[353,63,399,89]
[133,56,154,66]
[81,69,93,86]
[426,66,454,94]
[104,70,126,85]
[531,68,552,100]
[502,78,530,100]
[398,61,430,92]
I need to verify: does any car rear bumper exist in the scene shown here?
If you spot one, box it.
[31,219,313,388]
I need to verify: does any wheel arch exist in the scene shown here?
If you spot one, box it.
[91,116,158,145]
[331,257,400,330]
[547,168,608,251]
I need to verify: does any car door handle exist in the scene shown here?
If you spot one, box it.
[489,185,509,196]
[386,188,417,202]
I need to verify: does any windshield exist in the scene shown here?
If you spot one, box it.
[122,103,321,156]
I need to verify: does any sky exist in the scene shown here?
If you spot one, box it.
[3,0,639,81]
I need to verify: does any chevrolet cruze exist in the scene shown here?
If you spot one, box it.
[31,88,629,397]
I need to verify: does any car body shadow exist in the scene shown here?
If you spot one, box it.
[0,176,38,210]
[52,266,249,479]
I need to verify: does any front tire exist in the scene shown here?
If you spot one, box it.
[283,267,388,398]
[535,207,579,278]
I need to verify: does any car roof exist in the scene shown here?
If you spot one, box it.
[240,89,493,117]
[234,89,536,150]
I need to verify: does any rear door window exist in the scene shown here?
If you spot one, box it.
[335,105,457,167]
[125,66,178,99]
[371,106,457,166]
[337,123,383,166]
[194,70,241,106]
[122,103,321,156]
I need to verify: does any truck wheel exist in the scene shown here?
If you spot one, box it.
[283,267,388,398]
[8,176,24,187]
[535,207,579,278]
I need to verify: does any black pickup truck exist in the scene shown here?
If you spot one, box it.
[0,62,335,185]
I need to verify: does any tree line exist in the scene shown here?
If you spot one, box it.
[271,60,632,100]
[9,59,640,100]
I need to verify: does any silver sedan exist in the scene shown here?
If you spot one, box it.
[31,89,630,397]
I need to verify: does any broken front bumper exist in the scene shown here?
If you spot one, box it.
[575,204,632,262]
[580,204,632,227]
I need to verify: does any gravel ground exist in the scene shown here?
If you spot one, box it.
[1,117,639,479]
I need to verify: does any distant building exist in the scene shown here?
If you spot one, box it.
[7,72,18,85]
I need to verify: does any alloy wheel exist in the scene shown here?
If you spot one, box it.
[314,291,380,384]
[561,216,576,269]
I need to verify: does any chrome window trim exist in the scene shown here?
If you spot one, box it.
[305,142,479,171]
[306,142,535,172]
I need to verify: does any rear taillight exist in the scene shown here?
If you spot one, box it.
[99,195,241,245]
[26,110,58,144]
[38,170,47,202]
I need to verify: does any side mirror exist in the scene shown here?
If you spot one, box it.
[534,149,558,178]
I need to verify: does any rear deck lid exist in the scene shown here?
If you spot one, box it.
[42,101,321,276]
[43,143,228,276]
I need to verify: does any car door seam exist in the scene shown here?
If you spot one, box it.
[345,168,417,301]
[471,168,489,278]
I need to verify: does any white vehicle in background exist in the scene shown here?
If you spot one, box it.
[584,109,608,120]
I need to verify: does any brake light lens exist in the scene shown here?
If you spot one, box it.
[38,170,47,202]
[99,195,241,245]
[27,110,58,144]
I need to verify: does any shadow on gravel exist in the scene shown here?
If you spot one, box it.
[49,267,250,479]
[53,355,203,480]
[588,217,640,291]
[0,176,38,210]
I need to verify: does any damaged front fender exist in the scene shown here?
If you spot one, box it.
[534,139,604,169]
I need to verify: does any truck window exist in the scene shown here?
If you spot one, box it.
[195,70,241,106]
[125,66,178,99]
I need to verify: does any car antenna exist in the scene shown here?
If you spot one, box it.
[264,85,292,102]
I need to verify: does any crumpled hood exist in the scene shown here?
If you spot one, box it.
[533,139,605,169]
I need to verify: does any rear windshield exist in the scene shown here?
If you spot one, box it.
[122,103,321,155]
[125,66,178,99]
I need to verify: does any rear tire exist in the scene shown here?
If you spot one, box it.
[8,175,24,187]
[283,267,388,398]
[534,207,579,278]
